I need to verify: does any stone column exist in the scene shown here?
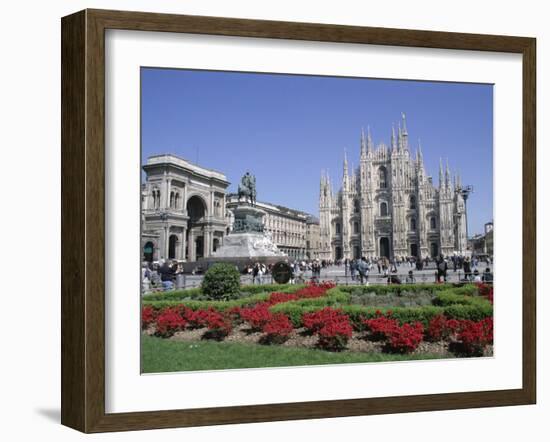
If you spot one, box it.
[188,229,195,262]
[183,183,188,215]
[205,229,212,257]
[164,225,170,260]
[181,227,187,261]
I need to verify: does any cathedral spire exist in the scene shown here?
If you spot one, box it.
[360,127,367,158]
[367,125,373,154]
[445,158,451,188]
[398,121,403,151]
[401,112,408,135]
[343,149,349,191]
[401,112,408,150]
[391,124,397,151]
[439,158,444,188]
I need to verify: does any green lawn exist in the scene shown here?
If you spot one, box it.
[141,335,449,373]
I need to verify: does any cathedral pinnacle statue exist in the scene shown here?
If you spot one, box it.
[238,171,257,205]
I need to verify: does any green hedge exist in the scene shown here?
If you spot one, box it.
[338,283,456,296]
[143,283,302,302]
[143,292,272,311]
[270,285,491,328]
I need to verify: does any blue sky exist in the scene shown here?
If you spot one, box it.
[141,68,493,236]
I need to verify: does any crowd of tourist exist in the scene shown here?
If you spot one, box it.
[142,253,493,292]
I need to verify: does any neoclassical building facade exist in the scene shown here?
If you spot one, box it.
[141,154,321,263]
[141,154,229,262]
[226,195,317,260]
[319,115,468,261]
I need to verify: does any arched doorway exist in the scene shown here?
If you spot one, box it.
[335,246,343,261]
[430,243,439,258]
[213,237,220,252]
[168,235,178,260]
[353,245,361,259]
[410,243,418,258]
[186,196,207,261]
[380,237,390,258]
[143,241,154,263]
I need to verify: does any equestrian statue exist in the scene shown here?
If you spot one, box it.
[238,171,257,205]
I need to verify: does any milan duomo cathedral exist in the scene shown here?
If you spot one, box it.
[318,114,468,261]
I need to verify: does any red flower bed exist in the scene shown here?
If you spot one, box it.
[141,305,156,330]
[202,309,232,340]
[239,303,273,331]
[302,307,353,351]
[267,292,299,305]
[425,314,461,342]
[183,307,213,329]
[385,322,424,353]
[155,308,186,337]
[450,317,493,356]
[262,313,294,344]
[364,315,399,341]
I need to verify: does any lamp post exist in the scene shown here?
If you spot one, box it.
[459,185,474,250]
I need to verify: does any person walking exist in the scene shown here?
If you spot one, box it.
[463,257,472,282]
[357,257,369,285]
[158,259,175,291]
[436,254,448,283]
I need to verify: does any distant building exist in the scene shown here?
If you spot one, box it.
[469,221,494,256]
[141,154,319,263]
[226,195,318,260]
[319,114,469,261]
[141,154,230,262]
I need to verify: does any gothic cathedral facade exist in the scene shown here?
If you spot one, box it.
[319,115,468,261]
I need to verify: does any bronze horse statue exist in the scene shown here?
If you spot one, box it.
[237,172,257,205]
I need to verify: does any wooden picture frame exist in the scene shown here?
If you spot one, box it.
[61,8,536,433]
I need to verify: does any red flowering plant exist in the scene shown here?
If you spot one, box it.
[425,314,460,342]
[261,313,294,345]
[363,312,399,341]
[141,305,156,330]
[267,292,299,305]
[202,309,233,341]
[302,307,353,351]
[384,322,424,354]
[449,318,493,356]
[239,303,273,331]
[183,307,213,329]
[317,317,353,351]
[155,307,187,338]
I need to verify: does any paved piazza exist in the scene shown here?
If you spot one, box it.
[165,261,494,290]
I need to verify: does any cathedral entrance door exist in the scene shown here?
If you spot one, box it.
[380,237,390,258]
[410,243,418,258]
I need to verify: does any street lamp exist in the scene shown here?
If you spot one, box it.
[459,185,474,244]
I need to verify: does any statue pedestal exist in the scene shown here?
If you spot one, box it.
[205,202,286,270]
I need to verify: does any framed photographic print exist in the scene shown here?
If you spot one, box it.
[61,9,536,433]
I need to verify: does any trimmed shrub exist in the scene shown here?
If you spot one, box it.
[201,263,241,300]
